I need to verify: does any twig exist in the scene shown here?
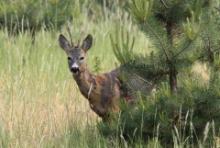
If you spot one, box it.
[160,0,169,9]
[207,36,214,63]
[88,83,94,100]
[133,73,153,85]
[173,40,193,59]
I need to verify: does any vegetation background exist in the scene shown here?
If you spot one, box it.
[0,0,220,147]
[0,0,150,147]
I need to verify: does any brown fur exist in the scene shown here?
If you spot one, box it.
[58,34,123,120]
[73,68,121,120]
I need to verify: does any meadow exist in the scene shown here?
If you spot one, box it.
[0,3,153,147]
[1,0,220,147]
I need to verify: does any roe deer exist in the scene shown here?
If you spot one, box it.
[58,33,155,121]
[58,34,122,120]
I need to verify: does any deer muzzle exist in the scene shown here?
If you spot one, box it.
[70,63,79,73]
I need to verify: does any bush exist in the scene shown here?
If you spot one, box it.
[98,73,220,147]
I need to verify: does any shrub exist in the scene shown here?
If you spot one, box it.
[98,75,220,146]
[99,1,220,146]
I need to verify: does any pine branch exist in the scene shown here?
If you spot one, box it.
[173,40,193,59]
[144,22,170,62]
[197,48,220,61]
[110,27,135,64]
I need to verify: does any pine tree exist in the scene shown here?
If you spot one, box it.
[112,0,210,94]
[99,0,220,146]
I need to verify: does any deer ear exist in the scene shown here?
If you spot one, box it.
[81,34,93,52]
[58,34,71,51]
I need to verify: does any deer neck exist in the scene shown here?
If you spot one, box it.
[73,68,95,100]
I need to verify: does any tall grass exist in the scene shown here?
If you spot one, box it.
[0,1,217,147]
[0,2,153,146]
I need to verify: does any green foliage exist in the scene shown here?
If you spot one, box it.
[0,0,73,33]
[110,27,135,64]
[129,0,153,23]
[110,26,168,99]
[129,0,204,61]
[98,74,220,146]
[0,0,219,147]
[198,1,220,65]
[92,56,102,74]
[95,0,130,12]
[106,0,220,146]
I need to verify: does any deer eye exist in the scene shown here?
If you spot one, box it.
[79,57,84,60]
[67,57,72,62]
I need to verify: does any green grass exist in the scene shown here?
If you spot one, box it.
[0,8,154,147]
[1,1,219,147]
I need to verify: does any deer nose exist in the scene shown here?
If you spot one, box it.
[71,67,79,73]
[70,63,79,73]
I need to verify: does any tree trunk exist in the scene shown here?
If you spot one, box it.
[169,64,177,94]
[166,21,178,93]
[166,21,173,45]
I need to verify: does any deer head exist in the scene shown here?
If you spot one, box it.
[58,34,93,75]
